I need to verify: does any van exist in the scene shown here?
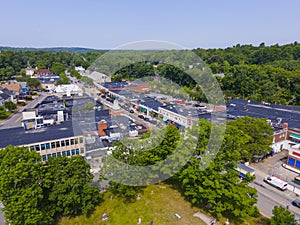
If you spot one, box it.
[264,176,288,191]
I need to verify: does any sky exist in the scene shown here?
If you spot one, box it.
[1,0,300,49]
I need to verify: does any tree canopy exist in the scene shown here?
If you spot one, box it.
[269,206,298,225]
[0,146,101,225]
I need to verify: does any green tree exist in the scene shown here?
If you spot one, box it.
[177,120,258,218]
[56,72,70,85]
[0,146,53,225]
[4,101,17,111]
[0,146,101,225]
[269,206,298,225]
[45,156,101,216]
[228,117,273,161]
[50,62,66,74]
[80,76,94,86]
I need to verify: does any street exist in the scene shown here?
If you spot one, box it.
[0,93,49,130]
[249,151,300,219]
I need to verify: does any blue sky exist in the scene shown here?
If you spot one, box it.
[1,0,300,49]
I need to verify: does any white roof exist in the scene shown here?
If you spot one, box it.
[84,71,108,81]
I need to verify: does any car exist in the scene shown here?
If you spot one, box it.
[292,199,300,208]
[144,117,150,121]
[138,115,144,119]
[129,109,134,113]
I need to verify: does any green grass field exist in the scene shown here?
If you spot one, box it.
[58,184,207,225]
[58,183,269,225]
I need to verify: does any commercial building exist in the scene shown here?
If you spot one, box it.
[0,121,86,161]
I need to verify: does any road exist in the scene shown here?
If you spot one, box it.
[250,159,300,219]
[0,93,49,130]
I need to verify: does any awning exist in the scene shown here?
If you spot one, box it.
[290,133,300,140]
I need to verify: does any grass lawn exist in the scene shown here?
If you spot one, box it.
[58,184,207,225]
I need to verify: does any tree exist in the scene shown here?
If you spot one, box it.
[45,156,101,216]
[68,68,82,80]
[80,76,94,86]
[4,101,17,111]
[0,146,101,225]
[56,72,70,85]
[50,62,66,74]
[269,206,298,225]
[228,117,273,161]
[0,106,10,119]
[0,146,53,225]
[16,77,40,90]
[176,120,258,218]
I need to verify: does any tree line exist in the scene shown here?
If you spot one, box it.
[0,50,104,80]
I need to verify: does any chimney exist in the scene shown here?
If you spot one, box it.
[98,121,108,137]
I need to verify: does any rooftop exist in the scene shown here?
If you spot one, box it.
[0,121,82,148]
[227,99,300,129]
[103,81,129,89]
[160,104,200,117]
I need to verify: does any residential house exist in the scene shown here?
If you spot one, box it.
[25,67,35,76]
[36,69,51,77]
[1,83,21,96]
[18,82,30,96]
[0,92,11,106]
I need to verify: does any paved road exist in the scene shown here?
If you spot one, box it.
[0,93,48,130]
[249,155,300,219]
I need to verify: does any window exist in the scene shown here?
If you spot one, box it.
[61,140,65,147]
[71,149,75,155]
[66,140,70,146]
[57,152,61,157]
[79,137,83,143]
[47,154,51,159]
[51,142,56,149]
[42,155,47,161]
[67,150,70,156]
[30,146,35,151]
[288,157,295,167]
[70,139,74,145]
[45,143,50,150]
[56,141,60,148]
[35,145,40,151]
[52,153,57,157]
[296,160,300,169]
[75,138,78,144]
[41,144,46,151]
[80,148,84,154]
[62,151,66,156]
[75,149,80,155]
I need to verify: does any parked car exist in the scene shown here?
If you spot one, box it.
[129,109,134,113]
[138,115,144,119]
[292,199,300,208]
[144,117,150,121]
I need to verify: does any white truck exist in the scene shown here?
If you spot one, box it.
[264,176,288,191]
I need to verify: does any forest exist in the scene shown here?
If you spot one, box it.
[1,42,300,105]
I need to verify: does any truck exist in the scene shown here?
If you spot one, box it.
[264,176,288,191]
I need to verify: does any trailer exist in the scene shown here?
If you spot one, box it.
[235,163,255,179]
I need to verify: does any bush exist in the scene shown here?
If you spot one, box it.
[4,101,17,111]
[17,101,26,106]
[25,95,33,100]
